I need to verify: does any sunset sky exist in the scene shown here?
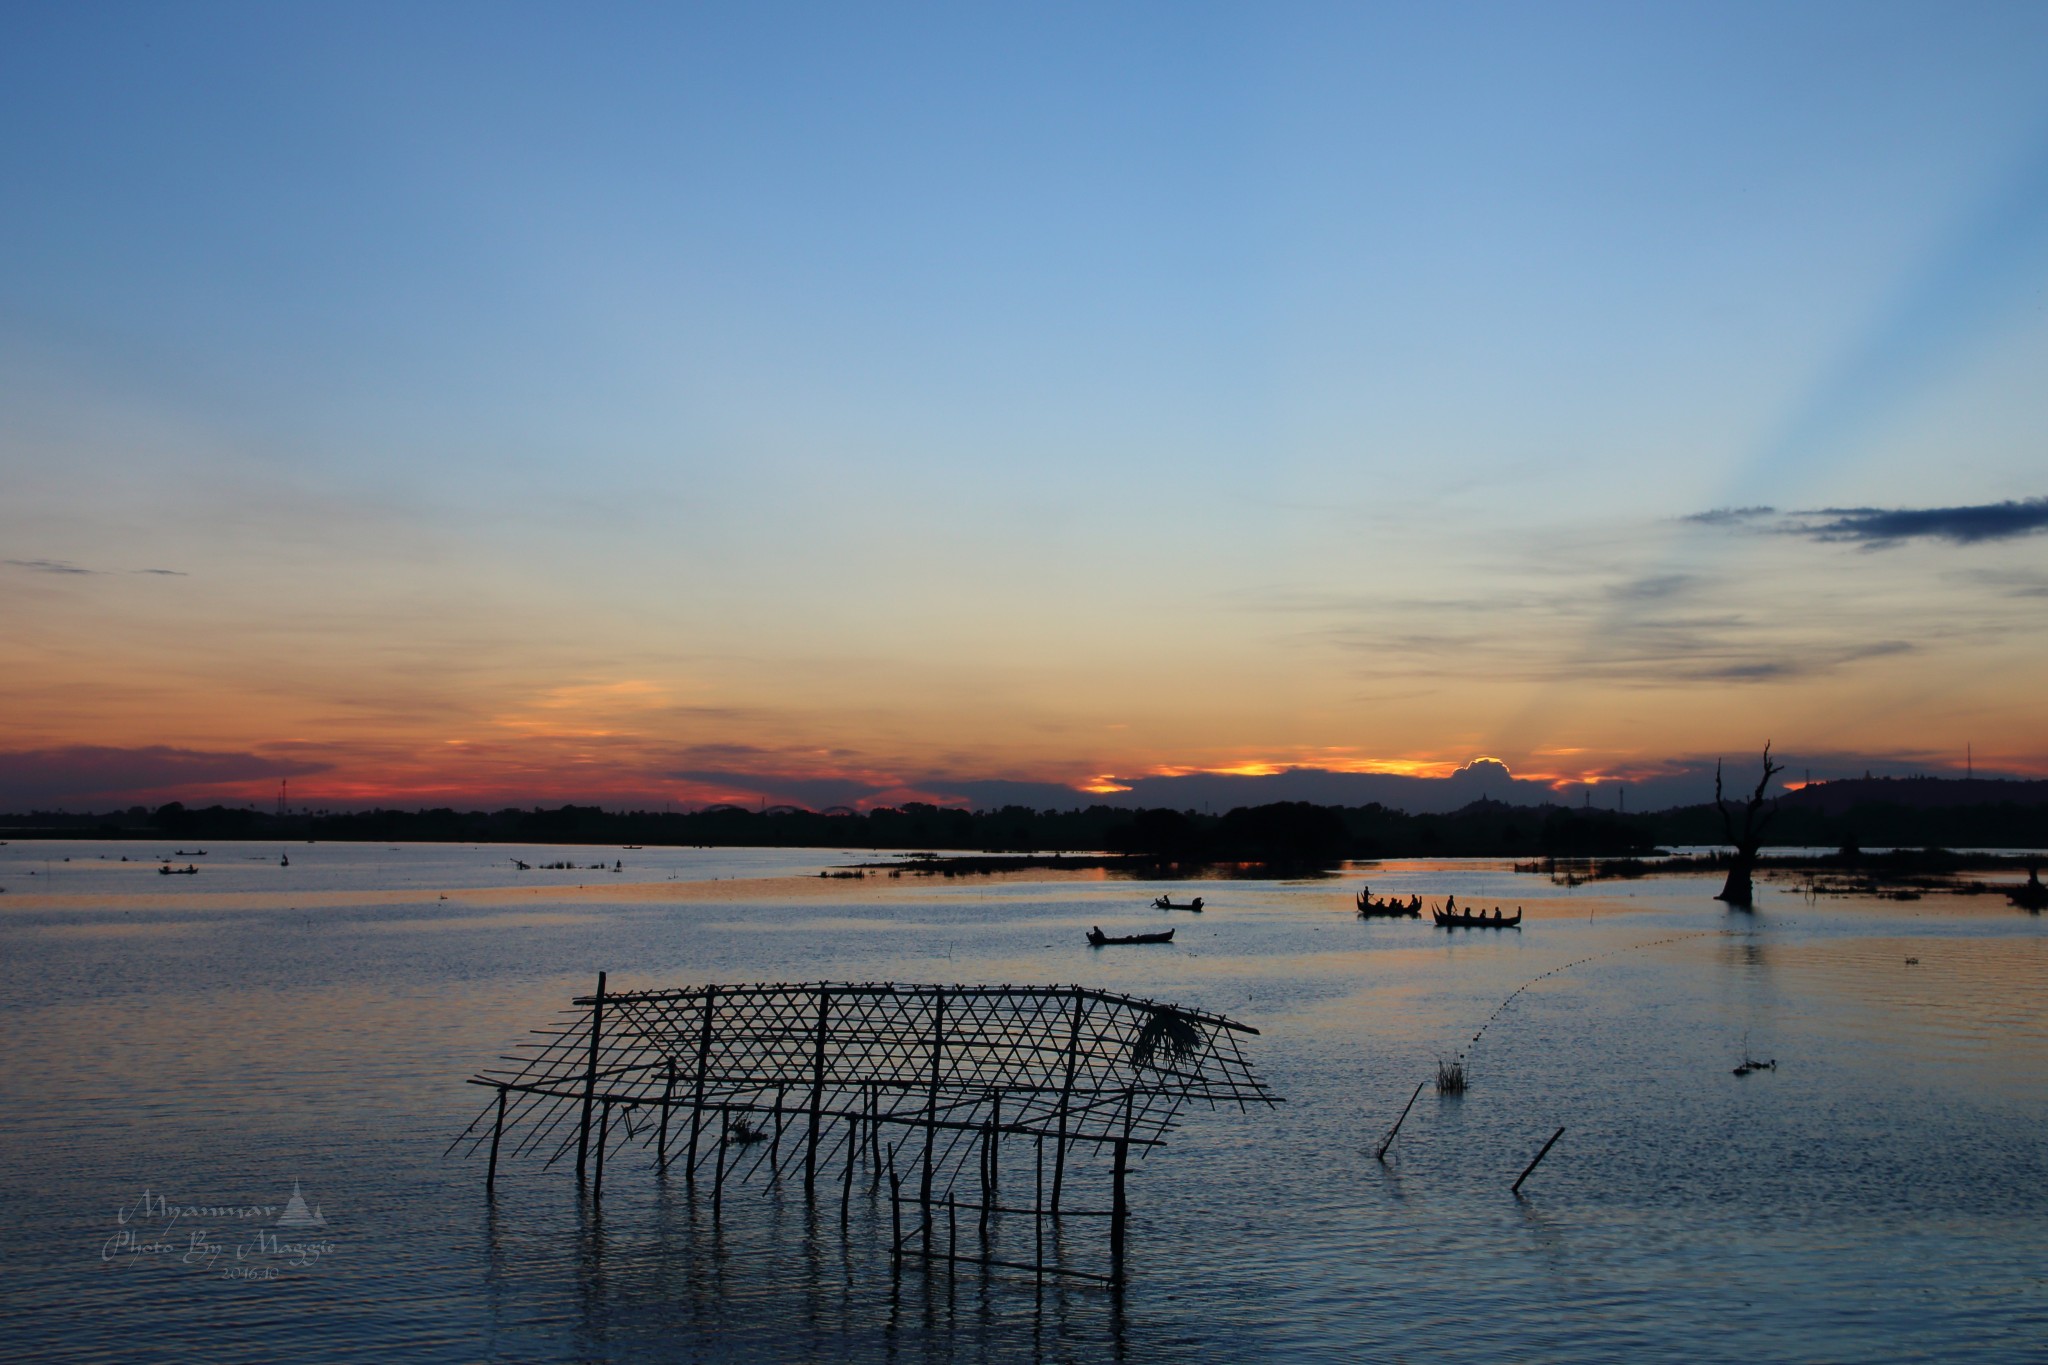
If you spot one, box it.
[5,3,2048,812]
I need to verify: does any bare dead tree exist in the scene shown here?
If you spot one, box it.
[1715,742,1785,907]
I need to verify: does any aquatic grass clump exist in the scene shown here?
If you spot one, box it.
[726,1117,767,1145]
[1435,1058,1466,1095]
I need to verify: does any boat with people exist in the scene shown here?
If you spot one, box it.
[1356,886,1422,918]
[158,864,199,876]
[2008,865,2047,912]
[1087,926,1176,947]
[1151,895,1204,911]
[1431,894,1521,929]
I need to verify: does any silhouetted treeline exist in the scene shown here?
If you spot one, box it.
[4,790,2043,857]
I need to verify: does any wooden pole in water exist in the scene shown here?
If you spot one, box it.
[841,1110,856,1228]
[1375,1080,1426,1161]
[1050,989,1083,1216]
[593,1098,610,1201]
[485,1084,507,1194]
[1512,1126,1566,1195]
[575,971,606,1183]
[887,1144,903,1268]
[685,986,716,1186]
[713,1108,728,1223]
[1033,1135,1044,1274]
[988,1088,1002,1199]
[983,1105,999,1244]
[1109,1135,1130,1289]
[921,990,946,1260]
[656,1059,676,1171]
[805,986,830,1196]
[868,1084,883,1194]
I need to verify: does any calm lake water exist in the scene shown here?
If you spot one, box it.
[2,840,2044,1362]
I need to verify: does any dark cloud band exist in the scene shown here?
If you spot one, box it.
[1799,497,2048,545]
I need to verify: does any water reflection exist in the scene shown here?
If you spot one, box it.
[2,842,2044,1361]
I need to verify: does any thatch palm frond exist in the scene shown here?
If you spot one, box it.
[1130,1006,1205,1069]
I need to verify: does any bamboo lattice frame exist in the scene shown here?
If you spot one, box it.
[454,978,1279,1286]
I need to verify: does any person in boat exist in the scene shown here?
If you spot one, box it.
[1493,907,1502,922]
[1445,894,1456,915]
[1190,896,1204,911]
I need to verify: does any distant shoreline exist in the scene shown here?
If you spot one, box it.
[5,781,2045,859]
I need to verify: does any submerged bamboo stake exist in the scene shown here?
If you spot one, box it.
[1109,1135,1130,1289]
[1512,1126,1566,1195]
[575,970,606,1183]
[685,986,716,1185]
[806,986,830,1195]
[887,1143,903,1266]
[1050,989,1083,1216]
[1033,1134,1044,1273]
[1375,1080,1426,1161]
[988,1088,1002,1199]
[841,1110,856,1227]
[868,1085,883,1194]
[656,1059,676,1171]
[978,1091,993,1237]
[593,1098,610,1201]
[922,990,946,1258]
[486,1085,507,1194]
[713,1108,729,1223]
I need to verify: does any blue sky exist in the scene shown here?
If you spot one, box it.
[4,3,2047,809]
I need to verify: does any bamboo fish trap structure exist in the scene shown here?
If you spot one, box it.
[453,976,1279,1288]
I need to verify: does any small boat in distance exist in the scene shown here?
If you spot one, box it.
[1151,895,1204,912]
[1087,926,1176,947]
[2007,865,2047,912]
[1433,904,1521,929]
[158,864,199,876]
[1356,888,1422,918]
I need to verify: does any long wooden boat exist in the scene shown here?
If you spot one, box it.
[1151,895,1204,911]
[1356,892,1421,918]
[158,864,199,876]
[1432,907,1521,928]
[2008,869,2047,911]
[1087,926,1175,947]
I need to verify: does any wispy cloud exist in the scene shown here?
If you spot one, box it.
[1962,568,2048,599]
[4,558,96,574]
[3,558,188,576]
[1681,506,1776,527]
